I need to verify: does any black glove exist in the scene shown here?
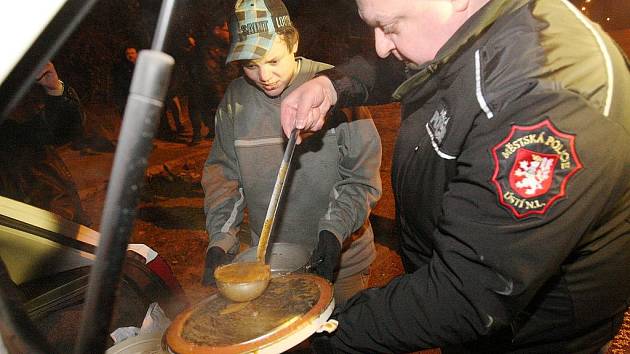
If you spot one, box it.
[202,246,233,286]
[309,230,341,283]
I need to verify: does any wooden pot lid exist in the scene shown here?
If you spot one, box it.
[165,273,334,354]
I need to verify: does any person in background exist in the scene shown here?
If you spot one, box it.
[201,0,382,306]
[112,44,180,141]
[160,81,185,141]
[155,80,184,142]
[185,30,237,145]
[112,45,137,118]
[211,20,230,45]
[280,0,630,352]
[0,61,91,226]
[183,34,217,145]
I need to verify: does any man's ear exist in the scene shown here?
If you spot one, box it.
[452,0,470,12]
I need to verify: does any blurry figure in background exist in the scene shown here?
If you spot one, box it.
[185,32,236,145]
[183,34,210,145]
[112,45,138,118]
[167,96,185,137]
[112,44,181,142]
[156,80,184,142]
[200,0,382,306]
[157,38,188,142]
[0,61,91,226]
[211,20,230,44]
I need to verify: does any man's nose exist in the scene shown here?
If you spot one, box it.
[374,28,394,58]
[258,66,271,82]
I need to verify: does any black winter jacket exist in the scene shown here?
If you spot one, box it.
[320,0,630,353]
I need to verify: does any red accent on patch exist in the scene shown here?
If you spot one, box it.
[491,120,582,219]
[509,149,559,198]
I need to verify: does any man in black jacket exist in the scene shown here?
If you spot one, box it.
[112,46,138,117]
[280,0,630,353]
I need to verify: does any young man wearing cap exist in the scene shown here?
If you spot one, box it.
[200,0,382,306]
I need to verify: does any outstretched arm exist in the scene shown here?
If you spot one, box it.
[38,61,84,146]
[280,76,337,143]
[280,54,405,143]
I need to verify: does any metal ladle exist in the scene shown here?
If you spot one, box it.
[214,129,299,302]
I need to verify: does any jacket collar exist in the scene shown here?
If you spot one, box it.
[392,0,530,100]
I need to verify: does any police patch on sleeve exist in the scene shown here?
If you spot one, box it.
[491,120,582,218]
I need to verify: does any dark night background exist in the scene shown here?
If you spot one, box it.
[47,0,629,108]
[50,0,373,106]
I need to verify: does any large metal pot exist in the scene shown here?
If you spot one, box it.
[234,242,310,276]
